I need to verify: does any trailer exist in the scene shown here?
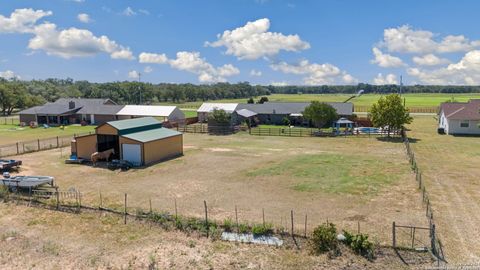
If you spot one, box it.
[0,159,22,171]
[1,174,54,191]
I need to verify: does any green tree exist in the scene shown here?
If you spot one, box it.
[257,96,269,104]
[208,109,231,124]
[303,101,338,128]
[369,94,413,136]
[247,97,254,104]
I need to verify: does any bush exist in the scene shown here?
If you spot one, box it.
[238,223,249,234]
[310,222,338,254]
[251,223,274,236]
[342,230,375,260]
[223,218,234,232]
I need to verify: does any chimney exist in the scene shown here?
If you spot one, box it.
[69,101,75,109]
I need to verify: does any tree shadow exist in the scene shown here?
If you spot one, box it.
[375,137,421,143]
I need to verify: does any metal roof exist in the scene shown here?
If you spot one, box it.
[236,109,257,118]
[335,117,354,124]
[121,127,182,143]
[236,102,354,116]
[116,105,178,117]
[440,100,480,120]
[105,117,162,131]
[19,98,122,115]
[197,103,239,113]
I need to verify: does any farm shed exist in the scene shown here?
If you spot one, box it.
[72,117,183,166]
[116,105,185,122]
[197,103,239,122]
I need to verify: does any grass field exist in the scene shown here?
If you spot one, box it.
[159,93,480,110]
[11,132,426,247]
[0,204,424,269]
[0,124,95,145]
[406,116,480,263]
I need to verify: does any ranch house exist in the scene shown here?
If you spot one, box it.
[72,117,183,166]
[438,99,480,135]
[18,98,185,126]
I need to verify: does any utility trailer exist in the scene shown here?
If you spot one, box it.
[0,159,22,171]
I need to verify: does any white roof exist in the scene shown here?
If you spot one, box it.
[197,103,238,113]
[116,105,177,117]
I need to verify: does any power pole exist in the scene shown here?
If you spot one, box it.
[399,75,403,96]
[138,72,142,105]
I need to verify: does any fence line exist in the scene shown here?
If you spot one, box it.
[0,116,20,125]
[250,127,401,138]
[354,106,438,114]
[0,132,92,158]
[401,129,446,264]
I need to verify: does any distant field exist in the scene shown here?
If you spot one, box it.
[160,93,480,111]
[0,124,95,146]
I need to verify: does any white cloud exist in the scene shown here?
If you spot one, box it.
[270,81,289,86]
[0,8,52,33]
[0,70,20,80]
[412,54,450,66]
[270,60,356,85]
[206,18,310,60]
[139,52,168,64]
[382,25,480,54]
[77,13,91,23]
[28,22,134,60]
[371,47,405,68]
[408,50,480,85]
[128,70,140,79]
[144,66,153,73]
[122,7,136,16]
[139,51,240,83]
[250,69,262,77]
[138,9,150,15]
[373,73,398,85]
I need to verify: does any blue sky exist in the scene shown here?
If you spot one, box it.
[1,0,480,85]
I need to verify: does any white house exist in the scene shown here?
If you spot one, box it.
[197,103,239,122]
[438,99,480,135]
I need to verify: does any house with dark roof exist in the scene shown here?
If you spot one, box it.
[18,98,185,126]
[438,99,480,135]
[234,102,354,126]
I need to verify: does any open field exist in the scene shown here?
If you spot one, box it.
[406,116,480,263]
[0,124,95,146]
[157,93,480,110]
[9,132,426,247]
[0,203,426,269]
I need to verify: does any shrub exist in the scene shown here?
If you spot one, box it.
[238,223,249,234]
[223,218,234,232]
[251,223,274,236]
[342,230,375,260]
[310,222,338,254]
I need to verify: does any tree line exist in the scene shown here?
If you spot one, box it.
[1,77,480,115]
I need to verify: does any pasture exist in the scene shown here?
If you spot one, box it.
[0,124,95,146]
[406,116,480,263]
[158,93,480,110]
[11,132,426,245]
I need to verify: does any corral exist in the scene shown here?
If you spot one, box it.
[10,131,426,246]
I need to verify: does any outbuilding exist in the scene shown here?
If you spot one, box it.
[72,117,183,166]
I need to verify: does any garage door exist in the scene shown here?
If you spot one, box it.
[122,144,142,166]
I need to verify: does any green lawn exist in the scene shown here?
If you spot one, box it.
[158,93,480,110]
[0,124,95,145]
[181,110,197,118]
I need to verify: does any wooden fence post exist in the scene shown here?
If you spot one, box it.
[55,187,59,209]
[56,136,59,148]
[37,139,40,151]
[262,208,265,227]
[174,198,178,220]
[290,210,294,237]
[149,198,152,215]
[357,221,360,234]
[392,222,396,248]
[16,142,19,155]
[99,192,102,209]
[235,205,239,233]
[431,224,436,255]
[304,213,307,238]
[204,200,209,238]
[22,143,25,153]
[124,193,127,225]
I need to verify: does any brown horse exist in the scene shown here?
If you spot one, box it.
[91,148,115,166]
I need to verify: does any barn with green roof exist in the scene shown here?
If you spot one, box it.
[72,117,183,166]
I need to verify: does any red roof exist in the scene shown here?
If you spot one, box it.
[440,99,480,120]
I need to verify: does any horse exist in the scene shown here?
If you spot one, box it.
[91,148,115,167]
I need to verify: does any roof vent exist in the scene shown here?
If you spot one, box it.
[69,101,75,109]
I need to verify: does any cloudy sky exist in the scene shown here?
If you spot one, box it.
[1,0,479,85]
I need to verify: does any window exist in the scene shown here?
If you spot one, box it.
[460,120,469,128]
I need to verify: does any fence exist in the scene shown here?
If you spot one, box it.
[401,129,446,264]
[0,132,92,158]
[0,116,20,125]
[250,127,401,137]
[355,106,438,114]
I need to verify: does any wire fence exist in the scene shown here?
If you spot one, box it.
[250,127,402,137]
[354,106,438,114]
[401,128,446,264]
[0,132,92,158]
[0,116,20,125]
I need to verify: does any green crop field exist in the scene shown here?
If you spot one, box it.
[159,93,480,110]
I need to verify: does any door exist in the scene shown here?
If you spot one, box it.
[122,144,142,166]
[90,114,95,124]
